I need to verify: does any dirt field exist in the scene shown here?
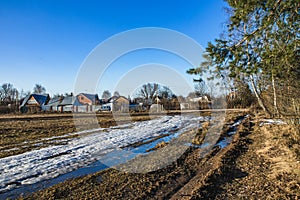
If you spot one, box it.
[0,112,153,159]
[1,111,299,199]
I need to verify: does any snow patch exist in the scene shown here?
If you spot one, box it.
[260,119,287,126]
[0,115,205,193]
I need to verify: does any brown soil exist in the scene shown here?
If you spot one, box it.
[0,113,151,158]
[1,111,298,199]
[17,112,250,199]
[190,115,300,200]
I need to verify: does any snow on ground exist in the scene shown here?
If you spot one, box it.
[260,119,287,126]
[0,115,206,193]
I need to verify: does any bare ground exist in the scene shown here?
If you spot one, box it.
[0,111,298,199]
[190,114,300,200]
[0,113,151,158]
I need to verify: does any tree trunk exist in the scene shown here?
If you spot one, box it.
[250,75,271,116]
[271,72,279,117]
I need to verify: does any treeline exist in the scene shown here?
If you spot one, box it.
[188,0,299,118]
[0,83,46,113]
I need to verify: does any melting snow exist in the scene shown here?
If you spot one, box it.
[260,119,287,126]
[0,115,206,193]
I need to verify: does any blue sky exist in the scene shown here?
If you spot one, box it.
[0,0,228,97]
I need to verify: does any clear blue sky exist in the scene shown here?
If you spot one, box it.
[0,0,228,97]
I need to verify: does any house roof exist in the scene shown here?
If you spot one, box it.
[58,96,75,106]
[80,93,99,101]
[73,93,99,106]
[20,93,50,107]
[46,96,63,106]
[109,96,128,103]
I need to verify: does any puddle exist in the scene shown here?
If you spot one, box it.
[214,115,248,149]
[0,127,194,199]
[0,115,245,199]
[1,161,108,200]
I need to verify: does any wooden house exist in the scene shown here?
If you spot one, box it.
[57,95,75,112]
[43,96,63,112]
[20,94,50,113]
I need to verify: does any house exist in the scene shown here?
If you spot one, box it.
[75,93,99,105]
[112,96,129,112]
[43,96,63,112]
[185,95,211,110]
[73,93,100,112]
[57,95,75,112]
[20,93,50,113]
[98,96,129,112]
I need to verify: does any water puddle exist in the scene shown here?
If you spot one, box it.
[0,115,247,199]
[0,128,192,199]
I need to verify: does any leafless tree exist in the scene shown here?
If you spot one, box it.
[113,91,120,97]
[33,84,46,94]
[102,90,111,99]
[0,83,19,105]
[137,83,159,100]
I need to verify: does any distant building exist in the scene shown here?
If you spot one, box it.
[20,93,50,113]
[185,95,211,110]
[98,96,129,112]
[73,93,100,112]
[57,95,75,112]
[74,93,99,105]
[112,96,129,112]
[43,96,63,112]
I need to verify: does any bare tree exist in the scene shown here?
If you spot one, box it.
[113,91,120,97]
[20,89,30,99]
[33,84,46,94]
[0,83,19,104]
[159,86,174,99]
[193,78,207,97]
[102,90,111,99]
[137,83,159,101]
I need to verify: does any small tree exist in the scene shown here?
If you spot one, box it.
[33,84,46,94]
[193,78,207,97]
